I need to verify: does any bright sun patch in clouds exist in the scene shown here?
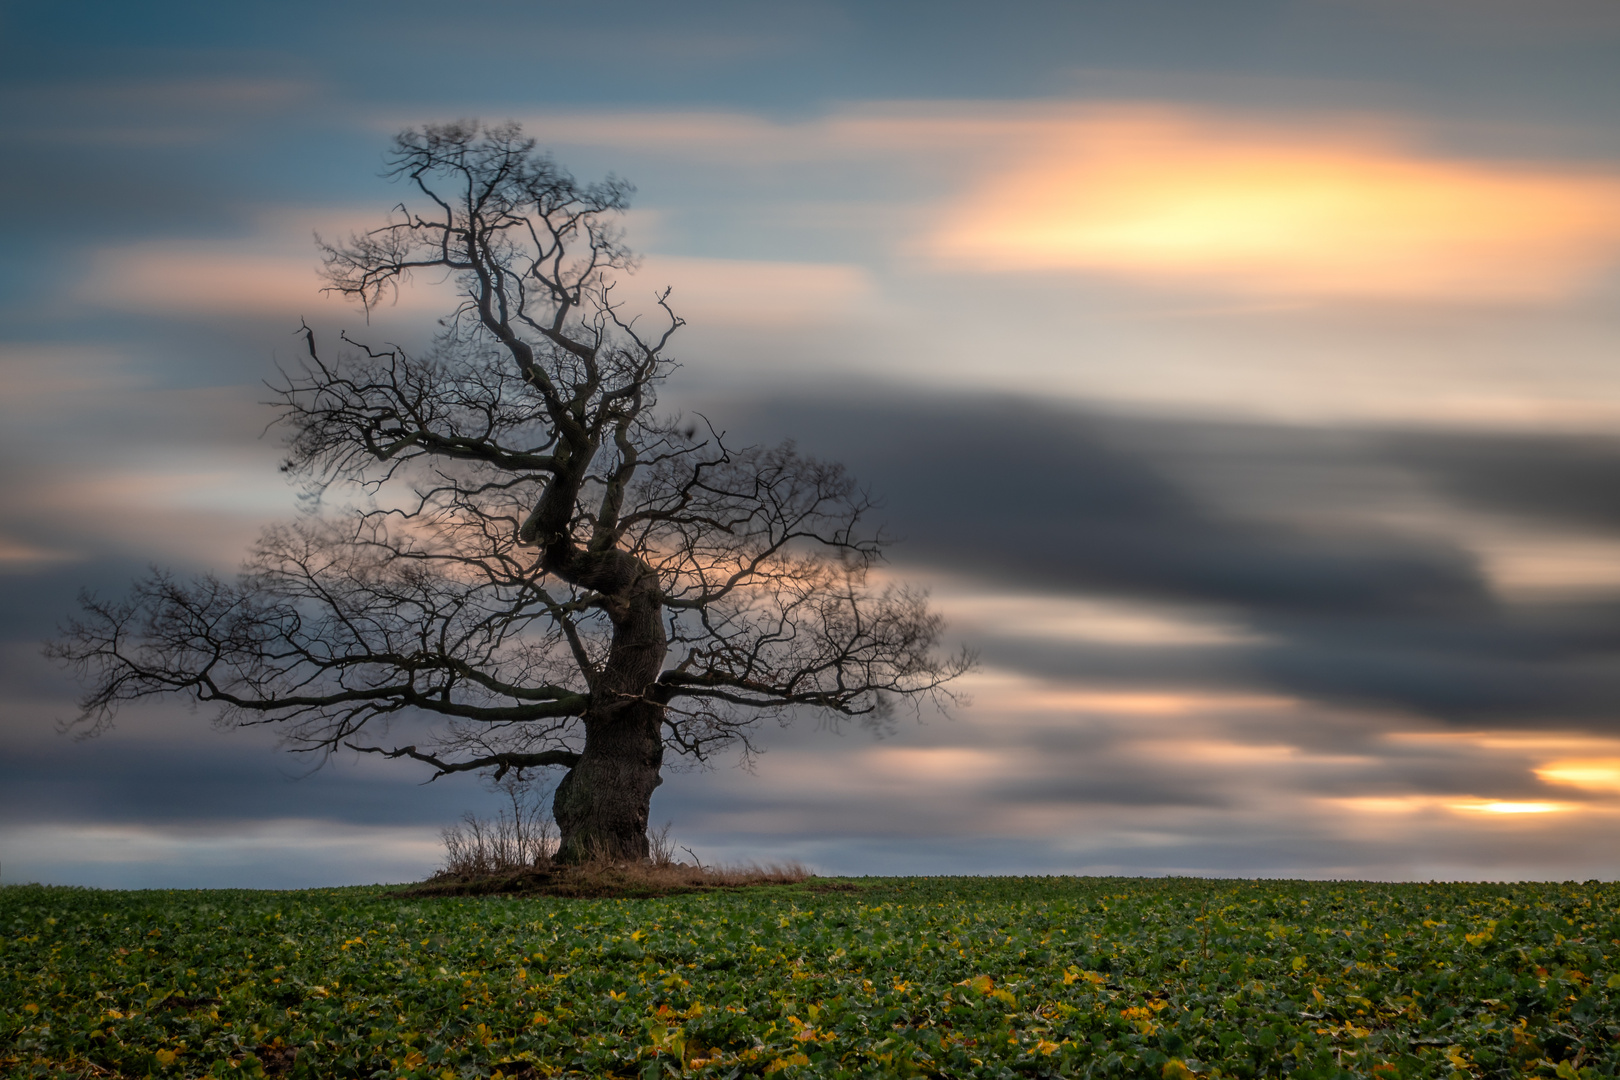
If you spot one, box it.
[1536,759,1620,792]
[1452,801,1568,814]
[1334,797,1573,817]
[931,107,1620,301]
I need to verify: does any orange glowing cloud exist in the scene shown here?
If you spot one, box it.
[1536,759,1620,792]
[1450,801,1570,814]
[931,108,1620,301]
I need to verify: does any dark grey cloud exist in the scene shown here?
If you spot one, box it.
[1386,431,1620,533]
[991,773,1231,809]
[970,639,1258,690]
[1248,612,1620,723]
[0,560,155,645]
[732,397,1494,616]
[0,731,481,830]
[722,393,1620,731]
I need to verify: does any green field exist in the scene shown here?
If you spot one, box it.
[4,877,1617,1079]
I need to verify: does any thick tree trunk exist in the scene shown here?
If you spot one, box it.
[551,570,667,863]
[552,701,664,862]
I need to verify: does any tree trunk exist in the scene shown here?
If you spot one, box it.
[551,573,667,863]
[552,702,664,862]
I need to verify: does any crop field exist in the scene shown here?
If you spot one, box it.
[3,877,1618,1079]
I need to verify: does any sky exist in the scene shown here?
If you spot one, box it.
[3,0,1620,887]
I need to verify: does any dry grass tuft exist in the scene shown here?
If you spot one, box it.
[549,858,808,898]
[434,779,556,880]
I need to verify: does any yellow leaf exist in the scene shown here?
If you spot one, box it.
[154,1049,177,1067]
[765,1051,811,1073]
[958,974,995,995]
[1164,1058,1198,1080]
[23,1004,38,1015]
[1291,956,1307,971]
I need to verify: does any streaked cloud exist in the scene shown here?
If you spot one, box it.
[0,820,440,889]
[928,107,1620,301]
[483,100,1620,304]
[1536,758,1620,792]
[81,245,332,316]
[636,256,875,325]
[76,229,873,330]
[932,586,1267,646]
[1,77,320,146]
[649,678,1620,878]
[726,394,1620,732]
[0,538,78,566]
[1451,801,1568,814]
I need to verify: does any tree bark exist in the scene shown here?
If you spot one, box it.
[551,702,664,862]
[551,566,667,862]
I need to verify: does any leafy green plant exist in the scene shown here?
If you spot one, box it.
[4,877,1618,1079]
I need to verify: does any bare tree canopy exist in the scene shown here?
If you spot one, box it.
[49,122,971,861]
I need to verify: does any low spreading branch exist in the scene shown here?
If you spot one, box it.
[347,742,582,781]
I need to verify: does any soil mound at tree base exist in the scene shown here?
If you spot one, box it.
[389,861,825,900]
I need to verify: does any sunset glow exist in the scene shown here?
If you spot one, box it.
[1536,759,1620,792]
[932,108,1620,300]
[1452,802,1568,815]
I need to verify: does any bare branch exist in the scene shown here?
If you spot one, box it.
[347,742,580,781]
[50,122,971,861]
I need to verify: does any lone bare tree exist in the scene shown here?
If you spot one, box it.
[50,122,970,862]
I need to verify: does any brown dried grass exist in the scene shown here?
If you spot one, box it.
[396,857,810,899]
